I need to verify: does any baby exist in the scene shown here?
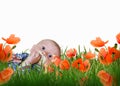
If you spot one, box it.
[10,39,61,71]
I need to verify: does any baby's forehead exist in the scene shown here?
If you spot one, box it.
[38,40,58,47]
[37,39,61,56]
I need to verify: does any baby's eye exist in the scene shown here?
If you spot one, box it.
[42,46,45,50]
[48,54,52,58]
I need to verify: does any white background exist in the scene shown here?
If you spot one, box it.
[0,0,120,53]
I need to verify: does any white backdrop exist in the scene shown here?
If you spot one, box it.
[0,0,120,53]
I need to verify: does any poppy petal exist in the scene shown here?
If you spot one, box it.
[59,60,70,70]
[116,32,120,44]
[4,45,13,62]
[97,70,113,86]
[66,48,77,58]
[83,52,95,59]
[90,37,108,47]
[2,34,20,44]
[0,67,14,85]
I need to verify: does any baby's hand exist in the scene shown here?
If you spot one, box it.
[21,44,41,66]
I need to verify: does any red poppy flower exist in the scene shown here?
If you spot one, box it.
[66,48,77,58]
[80,60,90,72]
[98,48,113,65]
[72,58,82,69]
[90,37,108,47]
[98,47,120,65]
[2,34,20,44]
[83,52,95,59]
[0,44,13,62]
[108,47,120,61]
[116,32,120,44]
[72,58,90,72]
[52,55,61,67]
[0,67,14,85]
[0,44,3,51]
[59,60,70,70]
[97,70,113,86]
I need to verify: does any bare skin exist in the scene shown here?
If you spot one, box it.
[20,39,61,68]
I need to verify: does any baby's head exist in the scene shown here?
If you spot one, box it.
[36,39,61,66]
[21,39,61,67]
[37,39,61,58]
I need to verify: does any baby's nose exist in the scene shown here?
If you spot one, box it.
[42,51,46,55]
[40,51,49,58]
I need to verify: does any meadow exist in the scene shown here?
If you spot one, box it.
[0,34,120,86]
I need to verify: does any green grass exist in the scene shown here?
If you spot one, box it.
[1,59,119,86]
[1,49,120,86]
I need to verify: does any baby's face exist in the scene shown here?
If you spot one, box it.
[21,39,61,66]
[36,39,61,66]
[37,39,60,59]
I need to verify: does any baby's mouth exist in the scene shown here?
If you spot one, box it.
[38,51,47,65]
